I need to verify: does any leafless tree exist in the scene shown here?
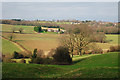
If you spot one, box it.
[19,28,24,33]
[60,24,93,56]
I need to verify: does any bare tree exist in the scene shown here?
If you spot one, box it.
[60,24,93,56]
[19,28,24,34]
[60,34,75,57]
[74,33,91,55]
[8,33,15,41]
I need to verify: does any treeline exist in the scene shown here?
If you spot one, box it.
[60,24,120,34]
[96,27,120,34]
[2,19,60,28]
[1,19,120,34]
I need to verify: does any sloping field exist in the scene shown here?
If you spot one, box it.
[2,24,119,54]
[2,38,21,54]
[2,52,119,78]
[2,33,61,52]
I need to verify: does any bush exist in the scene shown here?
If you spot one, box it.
[34,26,42,33]
[2,57,11,63]
[84,51,92,54]
[114,45,120,51]
[53,46,72,64]
[32,49,37,58]
[42,58,53,64]
[92,48,103,54]
[110,45,120,52]
[2,54,12,63]
[31,57,44,64]
[19,51,31,58]
[13,51,24,59]
[110,46,115,52]
[47,49,55,58]
[37,49,45,58]
[31,49,46,64]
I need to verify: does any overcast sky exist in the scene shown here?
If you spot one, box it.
[2,2,118,22]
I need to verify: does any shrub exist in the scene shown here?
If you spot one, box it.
[42,58,53,64]
[84,51,92,54]
[31,49,45,64]
[32,57,53,64]
[13,51,24,59]
[31,57,44,64]
[53,46,72,64]
[92,48,103,54]
[34,26,42,33]
[110,45,120,52]
[47,49,55,58]
[110,46,115,52]
[13,51,19,59]
[2,54,12,63]
[19,51,31,58]
[37,49,45,58]
[3,58,11,63]
[107,50,110,53]
[114,45,120,51]
[32,49,37,58]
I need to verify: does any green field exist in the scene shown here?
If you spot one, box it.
[1,24,119,54]
[1,24,119,78]
[106,34,119,44]
[2,38,21,54]
[2,24,35,34]
[2,52,119,78]
[2,24,61,53]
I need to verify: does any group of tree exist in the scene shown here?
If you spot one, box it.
[34,26,42,33]
[2,19,119,34]
[2,19,60,28]
[60,24,106,57]
[11,27,24,34]
[96,27,120,34]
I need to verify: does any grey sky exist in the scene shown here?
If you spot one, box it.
[2,2,118,22]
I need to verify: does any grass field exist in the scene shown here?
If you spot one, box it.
[96,34,119,49]
[2,52,119,78]
[1,24,35,34]
[1,24,119,78]
[106,34,119,44]
[1,24,119,54]
[2,38,21,54]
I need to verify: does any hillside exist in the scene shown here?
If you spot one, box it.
[2,52,119,78]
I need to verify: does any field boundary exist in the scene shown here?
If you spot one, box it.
[1,36,30,54]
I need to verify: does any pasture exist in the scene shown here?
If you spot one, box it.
[1,24,119,54]
[2,38,21,54]
[2,52,119,78]
[106,34,119,44]
[1,24,119,78]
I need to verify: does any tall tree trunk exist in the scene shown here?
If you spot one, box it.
[71,49,73,57]
[71,52,73,57]
[79,49,82,56]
